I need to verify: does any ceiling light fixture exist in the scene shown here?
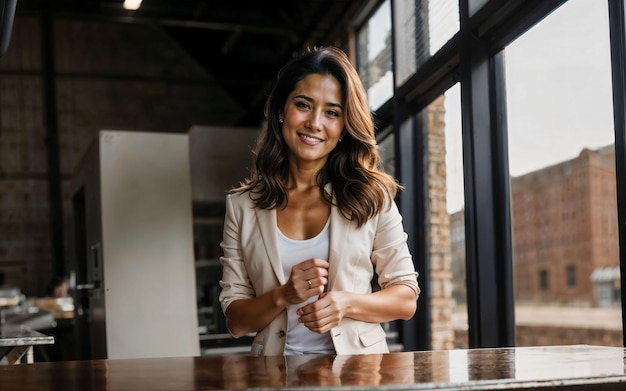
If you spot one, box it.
[123,0,142,11]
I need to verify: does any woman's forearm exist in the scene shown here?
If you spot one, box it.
[296,284,418,334]
[343,284,417,323]
[224,286,287,337]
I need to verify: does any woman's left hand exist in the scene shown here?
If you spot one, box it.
[295,285,417,334]
[296,291,347,334]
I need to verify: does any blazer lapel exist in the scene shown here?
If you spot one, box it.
[328,189,350,291]
[255,207,286,285]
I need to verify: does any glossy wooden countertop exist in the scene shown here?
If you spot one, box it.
[2,345,625,390]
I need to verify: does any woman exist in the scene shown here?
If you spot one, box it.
[219,46,419,356]
[46,275,69,298]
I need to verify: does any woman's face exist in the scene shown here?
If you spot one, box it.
[281,73,345,170]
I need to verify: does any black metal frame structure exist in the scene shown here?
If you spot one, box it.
[609,0,626,348]
[358,0,626,350]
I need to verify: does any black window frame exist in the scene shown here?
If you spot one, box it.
[354,0,626,349]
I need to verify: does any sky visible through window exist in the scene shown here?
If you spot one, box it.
[444,0,613,214]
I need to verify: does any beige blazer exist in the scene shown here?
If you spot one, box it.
[219,188,419,356]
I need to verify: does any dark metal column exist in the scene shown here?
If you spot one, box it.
[387,0,432,352]
[41,10,65,277]
[459,2,515,348]
[608,0,626,347]
[395,113,430,351]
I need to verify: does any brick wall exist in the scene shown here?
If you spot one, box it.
[0,16,244,296]
[511,146,617,305]
[427,96,454,350]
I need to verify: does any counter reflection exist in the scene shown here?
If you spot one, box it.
[194,346,625,389]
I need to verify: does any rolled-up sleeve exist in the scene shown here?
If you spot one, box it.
[219,194,255,313]
[372,199,420,297]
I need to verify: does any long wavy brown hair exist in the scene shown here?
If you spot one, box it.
[232,46,402,227]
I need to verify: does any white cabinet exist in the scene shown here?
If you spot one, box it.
[71,130,200,360]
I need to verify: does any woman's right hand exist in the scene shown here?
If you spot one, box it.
[278,258,329,306]
[225,258,329,337]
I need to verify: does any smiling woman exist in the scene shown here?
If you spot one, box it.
[280,73,345,173]
[217,46,421,356]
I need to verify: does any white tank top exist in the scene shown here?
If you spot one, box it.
[278,218,335,355]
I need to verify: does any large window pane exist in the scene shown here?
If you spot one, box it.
[378,83,462,350]
[394,0,459,85]
[424,87,463,350]
[505,0,619,346]
[469,0,488,17]
[378,127,396,177]
[443,84,466,348]
[428,0,459,55]
[358,0,393,109]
